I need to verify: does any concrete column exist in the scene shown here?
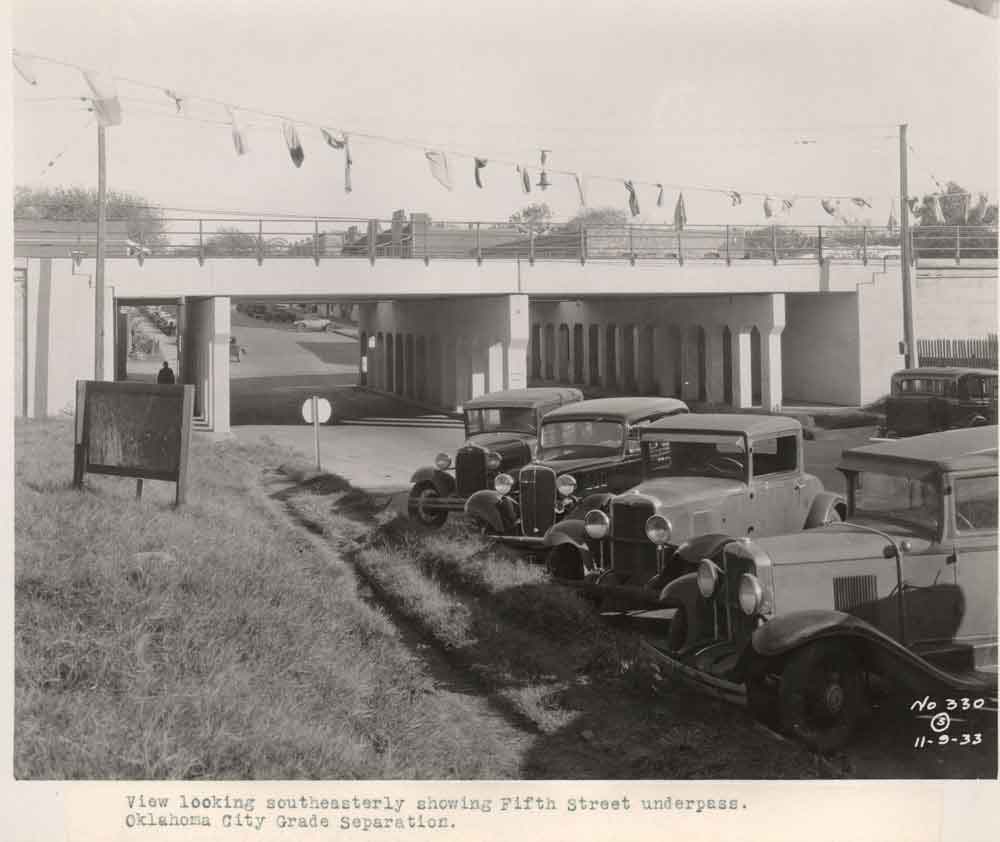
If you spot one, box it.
[681,325,700,402]
[441,336,459,410]
[567,323,577,384]
[614,325,625,391]
[471,339,487,399]
[488,340,504,393]
[704,325,725,405]
[210,296,231,433]
[760,294,786,412]
[596,324,607,387]
[505,294,529,390]
[456,337,471,407]
[732,325,754,409]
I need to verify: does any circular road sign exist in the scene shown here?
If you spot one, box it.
[301,397,332,424]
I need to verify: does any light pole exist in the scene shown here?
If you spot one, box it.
[95,123,108,380]
[899,124,919,369]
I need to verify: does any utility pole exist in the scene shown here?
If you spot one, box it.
[899,124,918,369]
[95,123,108,380]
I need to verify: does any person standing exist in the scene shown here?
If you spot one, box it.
[157,361,176,384]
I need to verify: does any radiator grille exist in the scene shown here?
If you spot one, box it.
[833,574,878,622]
[455,447,487,497]
[519,465,557,535]
[611,497,655,542]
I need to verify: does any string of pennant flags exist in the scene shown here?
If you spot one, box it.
[12,48,989,227]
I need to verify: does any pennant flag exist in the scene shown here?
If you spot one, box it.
[970,192,989,222]
[227,107,248,155]
[573,173,587,207]
[851,197,872,208]
[474,157,488,188]
[887,204,898,233]
[656,184,665,208]
[83,71,122,127]
[13,53,38,85]
[165,89,183,113]
[781,198,795,214]
[425,150,453,190]
[821,198,840,217]
[763,196,777,219]
[344,134,353,193]
[321,128,346,149]
[517,165,531,194]
[929,195,945,224]
[728,190,742,207]
[624,180,640,217]
[283,122,305,167]
[906,196,921,220]
[674,192,687,229]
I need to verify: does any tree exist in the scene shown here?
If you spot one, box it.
[509,202,552,228]
[14,185,168,246]
[912,181,997,226]
[562,206,628,231]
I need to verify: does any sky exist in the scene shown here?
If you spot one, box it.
[10,0,999,226]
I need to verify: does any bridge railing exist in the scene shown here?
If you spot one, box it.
[13,216,998,266]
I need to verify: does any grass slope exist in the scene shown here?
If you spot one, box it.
[14,420,528,779]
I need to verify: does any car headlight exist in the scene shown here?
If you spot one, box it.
[494,473,514,496]
[434,453,452,471]
[584,509,610,540]
[697,559,721,598]
[738,574,764,616]
[485,451,502,471]
[644,514,672,546]
[556,474,577,497]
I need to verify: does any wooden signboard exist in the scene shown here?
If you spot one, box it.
[72,380,195,505]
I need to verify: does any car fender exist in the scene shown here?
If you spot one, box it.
[566,492,616,521]
[805,491,846,528]
[409,467,456,498]
[744,610,996,696]
[673,533,735,565]
[464,490,517,533]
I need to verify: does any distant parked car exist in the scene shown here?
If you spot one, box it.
[546,414,844,585]
[464,396,689,546]
[407,387,583,527]
[655,426,998,752]
[293,317,333,331]
[876,366,997,438]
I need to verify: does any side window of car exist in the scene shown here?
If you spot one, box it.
[752,434,798,477]
[954,475,998,532]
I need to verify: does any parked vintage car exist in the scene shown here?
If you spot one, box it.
[293,316,333,331]
[407,387,583,527]
[877,366,997,438]
[464,396,689,546]
[655,426,998,752]
[546,414,844,587]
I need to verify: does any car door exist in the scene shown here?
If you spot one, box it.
[747,433,807,536]
[948,471,998,649]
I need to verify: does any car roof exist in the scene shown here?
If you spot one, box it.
[893,367,997,378]
[642,412,802,437]
[463,387,583,409]
[839,426,998,474]
[542,396,689,423]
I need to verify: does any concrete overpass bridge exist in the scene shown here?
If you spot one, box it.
[14,214,997,432]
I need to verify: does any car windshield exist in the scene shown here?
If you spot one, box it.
[538,419,624,460]
[852,470,941,533]
[641,433,748,480]
[465,407,536,435]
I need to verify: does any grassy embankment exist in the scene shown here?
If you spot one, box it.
[14,419,527,779]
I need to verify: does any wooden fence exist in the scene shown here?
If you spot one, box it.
[917,335,998,368]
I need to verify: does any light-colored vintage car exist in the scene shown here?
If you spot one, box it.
[293,317,333,331]
[656,426,998,752]
[407,387,583,527]
[545,414,844,585]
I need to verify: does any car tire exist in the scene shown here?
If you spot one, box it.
[545,545,585,580]
[777,640,865,754]
[407,483,448,528]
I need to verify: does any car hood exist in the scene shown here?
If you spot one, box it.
[622,476,746,508]
[754,521,934,566]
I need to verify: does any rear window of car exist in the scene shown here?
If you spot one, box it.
[954,475,998,532]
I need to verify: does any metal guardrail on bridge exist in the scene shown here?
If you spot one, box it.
[13,217,999,267]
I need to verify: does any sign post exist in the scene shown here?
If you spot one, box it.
[301,396,332,471]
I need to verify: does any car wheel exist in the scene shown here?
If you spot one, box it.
[545,545,584,580]
[777,640,865,753]
[407,483,448,528]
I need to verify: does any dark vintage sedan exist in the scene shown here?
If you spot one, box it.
[463,396,689,546]
[878,366,997,439]
[545,414,844,589]
[407,387,583,527]
[654,426,998,752]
